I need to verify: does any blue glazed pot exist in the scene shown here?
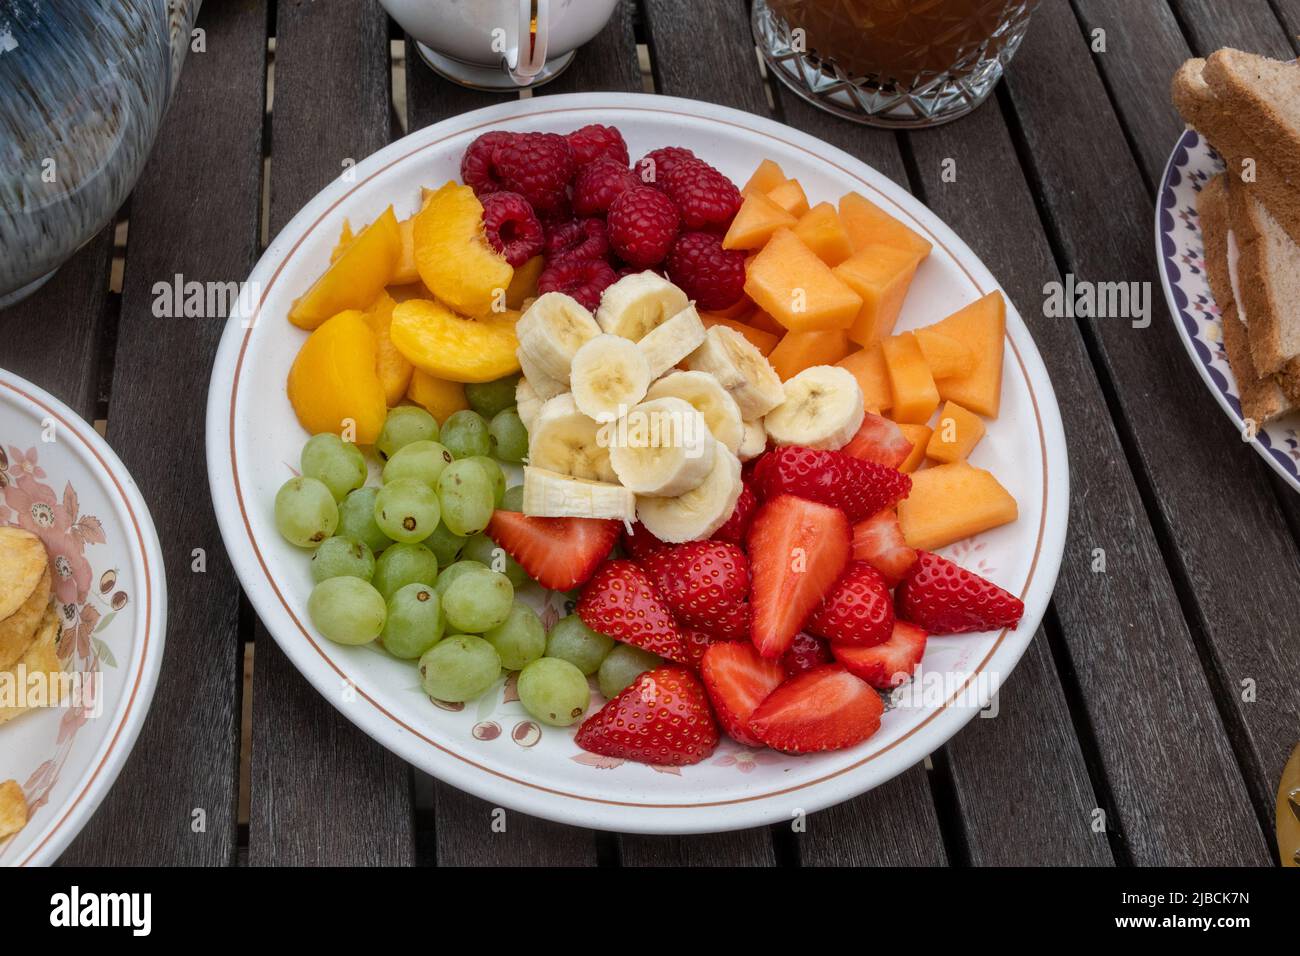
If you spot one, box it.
[0,0,201,307]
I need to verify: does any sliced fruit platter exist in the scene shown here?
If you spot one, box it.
[208,94,1066,833]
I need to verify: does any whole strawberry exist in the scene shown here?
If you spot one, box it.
[575,666,719,766]
[492,132,576,218]
[572,158,639,217]
[665,231,747,310]
[752,445,911,523]
[806,561,894,646]
[577,560,691,663]
[640,541,751,639]
[566,123,629,166]
[607,185,680,268]
[711,482,757,546]
[536,257,618,311]
[460,130,515,197]
[661,157,742,231]
[480,191,544,266]
[635,146,697,187]
[895,551,1025,635]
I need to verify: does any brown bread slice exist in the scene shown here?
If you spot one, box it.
[1203,49,1300,187]
[1224,176,1300,378]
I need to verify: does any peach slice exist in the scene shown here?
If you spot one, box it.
[792,202,853,267]
[742,158,787,196]
[290,207,401,330]
[506,255,545,310]
[363,292,414,406]
[896,424,932,473]
[921,291,1006,417]
[407,369,470,424]
[926,401,985,463]
[413,182,513,319]
[330,219,354,262]
[743,229,862,332]
[897,461,1017,551]
[839,192,933,260]
[391,217,420,285]
[832,244,923,346]
[768,330,853,381]
[837,344,892,413]
[881,332,940,424]
[722,191,798,251]
[390,298,521,384]
[287,310,387,444]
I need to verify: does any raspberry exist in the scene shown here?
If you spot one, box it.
[635,146,697,188]
[544,217,609,263]
[460,131,515,197]
[572,158,639,217]
[661,158,742,231]
[566,124,629,166]
[537,258,618,311]
[664,231,746,310]
[492,132,576,218]
[607,186,680,269]
[480,191,544,267]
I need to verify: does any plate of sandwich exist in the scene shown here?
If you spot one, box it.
[1159,48,1300,490]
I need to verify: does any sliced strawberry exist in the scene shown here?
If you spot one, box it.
[748,665,883,754]
[896,551,1025,634]
[841,413,913,468]
[575,666,719,766]
[621,521,668,561]
[851,508,918,587]
[577,560,691,664]
[781,632,832,677]
[711,481,757,546]
[640,541,751,637]
[486,511,619,591]
[806,561,894,646]
[679,627,727,670]
[700,642,785,746]
[832,620,927,689]
[747,495,851,659]
[752,445,911,522]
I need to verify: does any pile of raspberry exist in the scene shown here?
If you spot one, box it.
[460,125,746,312]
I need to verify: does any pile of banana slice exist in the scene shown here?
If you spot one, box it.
[514,272,865,542]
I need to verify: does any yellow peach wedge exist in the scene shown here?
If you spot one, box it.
[413,182,513,319]
[287,310,387,444]
[363,292,414,406]
[390,298,521,384]
[289,207,401,330]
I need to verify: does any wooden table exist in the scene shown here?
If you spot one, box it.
[5,0,1296,867]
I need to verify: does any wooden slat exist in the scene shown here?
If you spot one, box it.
[620,831,777,866]
[1170,0,1298,57]
[544,0,643,96]
[1267,0,1300,45]
[799,766,948,866]
[431,781,599,866]
[247,0,415,866]
[57,0,267,865]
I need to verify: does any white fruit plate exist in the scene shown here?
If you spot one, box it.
[206,93,1068,834]
[0,370,166,865]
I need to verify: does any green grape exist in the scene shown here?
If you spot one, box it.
[442,566,513,633]
[372,542,440,600]
[275,476,338,548]
[465,375,520,419]
[418,635,501,702]
[482,601,546,670]
[433,559,487,598]
[308,576,386,645]
[545,615,616,676]
[424,521,467,567]
[300,433,368,501]
[488,408,529,464]
[518,657,590,727]
[436,459,495,536]
[377,406,440,460]
[374,477,440,543]
[500,484,525,512]
[462,532,529,587]
[336,486,392,554]
[467,456,506,507]
[382,440,453,488]
[310,535,375,583]
[598,644,662,699]
[381,582,444,659]
[440,409,491,459]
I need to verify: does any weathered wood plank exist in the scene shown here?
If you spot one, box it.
[1170,0,1298,58]
[798,766,948,866]
[432,781,598,866]
[620,830,777,866]
[546,0,643,96]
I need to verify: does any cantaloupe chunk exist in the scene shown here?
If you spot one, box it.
[711,296,755,319]
[837,344,892,413]
[833,244,923,346]
[743,229,862,332]
[881,332,940,424]
[915,327,974,379]
[792,202,853,267]
[723,191,798,250]
[926,401,985,463]
[920,291,1006,417]
[407,369,469,423]
[898,461,1017,551]
[746,308,786,336]
[700,312,781,356]
[768,330,852,381]
[897,424,931,473]
[839,192,933,260]
[767,179,810,218]
[743,158,787,196]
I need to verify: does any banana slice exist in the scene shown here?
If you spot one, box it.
[515,377,542,433]
[646,369,744,454]
[516,292,601,383]
[637,304,707,378]
[636,440,743,543]
[738,418,767,461]
[523,466,636,522]
[608,397,716,497]
[570,334,652,422]
[527,393,618,483]
[516,348,568,401]
[684,325,785,419]
[764,365,865,450]
[594,272,690,341]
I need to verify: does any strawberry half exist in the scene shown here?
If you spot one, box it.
[895,551,1025,634]
[621,521,668,561]
[577,560,691,664]
[832,620,927,689]
[841,413,913,468]
[806,561,894,647]
[640,541,751,639]
[752,445,911,523]
[781,632,832,677]
[575,666,719,766]
[485,511,619,591]
[747,494,851,659]
[851,508,918,587]
[711,481,757,546]
[700,642,785,746]
[679,627,727,670]
[748,665,884,754]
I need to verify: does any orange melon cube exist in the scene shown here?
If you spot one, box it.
[723,191,798,250]
[792,202,853,267]
[768,330,853,381]
[837,344,892,413]
[915,327,974,379]
[711,296,755,319]
[699,312,781,356]
[897,461,1018,551]
[897,424,931,473]
[766,179,810,218]
[743,158,787,196]
[926,401,985,463]
[743,229,862,332]
[881,332,940,424]
[921,291,1006,417]
[833,244,924,346]
[746,308,786,336]
[839,192,933,260]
